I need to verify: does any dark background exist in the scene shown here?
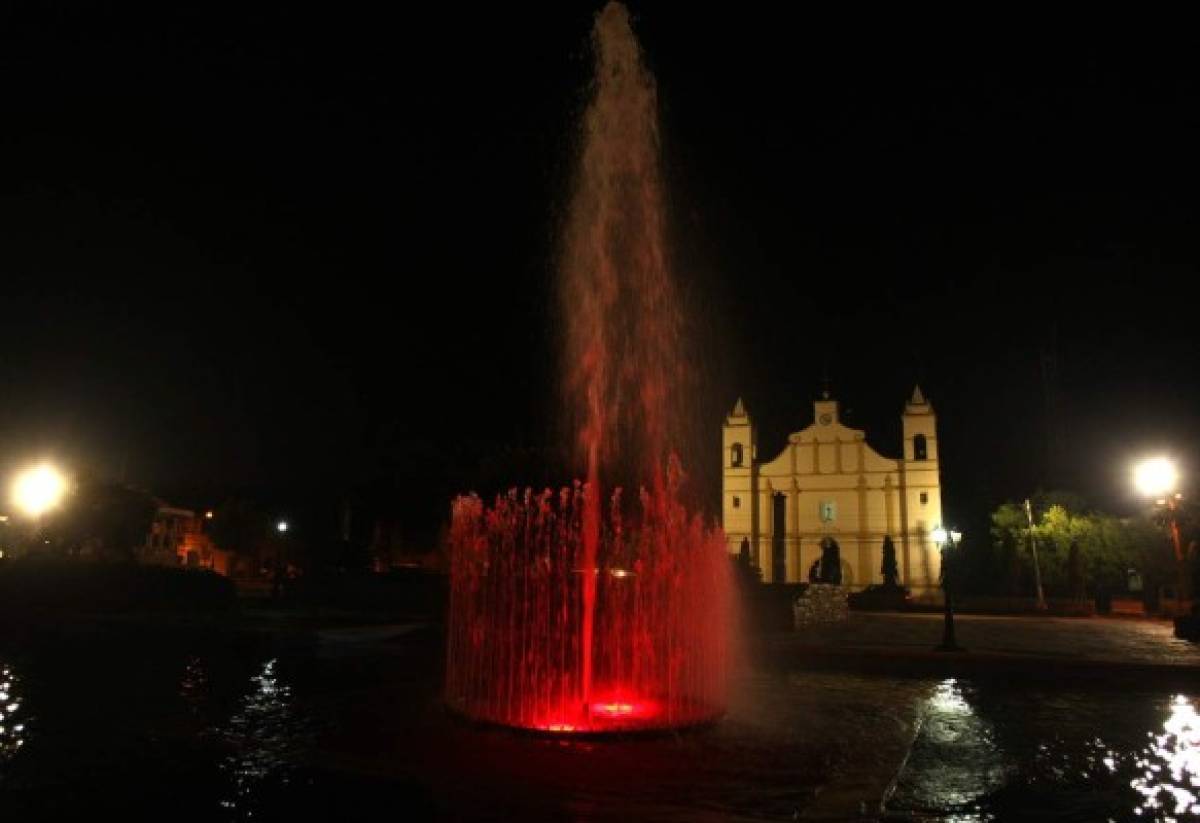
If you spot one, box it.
[2,3,1197,545]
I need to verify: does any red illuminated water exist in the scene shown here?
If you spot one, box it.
[447,468,729,732]
[446,2,731,733]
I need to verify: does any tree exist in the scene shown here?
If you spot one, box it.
[54,480,157,562]
[818,538,842,584]
[731,539,761,589]
[881,535,899,588]
[1190,540,1200,616]
[988,494,1162,599]
[208,499,270,569]
[1067,540,1084,602]
[989,502,1029,595]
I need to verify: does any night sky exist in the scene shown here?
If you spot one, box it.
[3,4,1198,540]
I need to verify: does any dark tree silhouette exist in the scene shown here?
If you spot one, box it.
[209,499,269,564]
[818,538,842,584]
[55,480,157,562]
[1189,540,1200,616]
[881,535,899,588]
[731,537,761,588]
[1067,539,1085,602]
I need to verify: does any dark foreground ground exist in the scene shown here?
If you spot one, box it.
[2,601,1198,821]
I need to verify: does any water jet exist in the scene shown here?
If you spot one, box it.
[446,2,731,735]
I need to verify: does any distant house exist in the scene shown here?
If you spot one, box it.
[141,505,193,566]
[370,517,445,572]
[142,505,235,575]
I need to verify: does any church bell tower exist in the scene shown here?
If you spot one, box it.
[722,397,757,561]
[900,385,943,583]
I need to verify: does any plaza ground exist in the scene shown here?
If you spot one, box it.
[3,596,1198,821]
[301,611,1200,820]
[763,611,1200,819]
[778,611,1200,668]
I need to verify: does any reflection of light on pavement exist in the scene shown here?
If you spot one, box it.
[926,678,981,749]
[179,655,209,714]
[1131,694,1200,817]
[891,682,1200,819]
[900,678,1011,814]
[929,679,972,714]
[0,662,28,762]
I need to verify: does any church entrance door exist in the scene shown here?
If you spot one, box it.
[771,493,786,583]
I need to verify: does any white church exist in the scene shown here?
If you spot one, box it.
[722,387,944,598]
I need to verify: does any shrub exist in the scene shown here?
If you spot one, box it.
[0,559,237,616]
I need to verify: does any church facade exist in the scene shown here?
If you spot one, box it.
[722,387,944,598]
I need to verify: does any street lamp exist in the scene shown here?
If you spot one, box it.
[11,463,67,519]
[1024,498,1048,611]
[1134,457,1179,500]
[9,463,68,559]
[1133,457,1186,616]
[932,525,965,652]
[272,519,290,601]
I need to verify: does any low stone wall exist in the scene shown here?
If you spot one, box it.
[794,583,849,628]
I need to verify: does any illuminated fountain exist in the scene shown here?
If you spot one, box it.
[445,2,732,733]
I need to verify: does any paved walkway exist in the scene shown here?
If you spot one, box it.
[776,612,1200,669]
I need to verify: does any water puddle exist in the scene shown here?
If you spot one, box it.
[888,678,1200,821]
[0,660,29,764]
[214,657,317,820]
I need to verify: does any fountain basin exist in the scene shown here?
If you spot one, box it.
[445,486,731,734]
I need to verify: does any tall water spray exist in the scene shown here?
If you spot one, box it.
[446,2,731,733]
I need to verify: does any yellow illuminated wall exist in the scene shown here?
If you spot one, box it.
[721,387,944,599]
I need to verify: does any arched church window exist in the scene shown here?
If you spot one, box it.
[731,443,744,467]
[914,434,927,461]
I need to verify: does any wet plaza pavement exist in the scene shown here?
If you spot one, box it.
[1,614,1198,821]
[784,612,1200,668]
[885,677,1200,821]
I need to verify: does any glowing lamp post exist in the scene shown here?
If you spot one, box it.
[1024,498,1048,611]
[9,464,68,557]
[933,525,965,652]
[270,519,291,601]
[1133,457,1186,616]
[1134,457,1179,501]
[11,464,67,519]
